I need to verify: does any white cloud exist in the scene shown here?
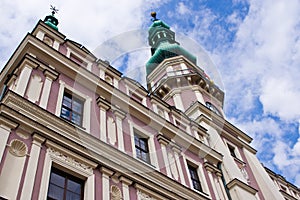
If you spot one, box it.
[220,0,300,185]
[177,2,190,15]
[0,0,168,69]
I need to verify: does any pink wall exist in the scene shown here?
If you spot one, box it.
[180,89,197,110]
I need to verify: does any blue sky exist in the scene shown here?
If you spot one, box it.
[1,0,300,186]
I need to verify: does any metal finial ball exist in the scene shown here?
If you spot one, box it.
[151,12,157,19]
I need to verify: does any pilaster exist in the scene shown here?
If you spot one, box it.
[20,134,45,200]
[112,106,126,152]
[119,176,133,200]
[97,97,110,142]
[100,167,114,200]
[39,69,58,109]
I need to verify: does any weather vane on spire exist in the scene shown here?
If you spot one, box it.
[50,5,59,16]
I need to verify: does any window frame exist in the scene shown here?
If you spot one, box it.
[55,80,92,132]
[61,91,84,126]
[182,155,210,196]
[129,122,159,168]
[47,167,84,200]
[134,134,150,164]
[225,140,242,161]
[38,144,96,200]
[187,163,203,192]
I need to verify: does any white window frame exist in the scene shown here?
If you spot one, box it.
[183,155,210,196]
[225,140,242,161]
[38,143,96,200]
[55,80,91,133]
[129,121,158,169]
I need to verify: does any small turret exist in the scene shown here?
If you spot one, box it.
[44,5,59,31]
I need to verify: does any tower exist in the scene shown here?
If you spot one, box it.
[146,12,224,118]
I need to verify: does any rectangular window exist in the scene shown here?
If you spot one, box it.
[134,134,150,164]
[228,144,237,158]
[188,164,202,192]
[47,168,84,200]
[61,91,84,126]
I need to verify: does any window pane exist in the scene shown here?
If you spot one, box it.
[72,113,82,126]
[66,191,81,200]
[73,100,83,113]
[63,96,72,107]
[61,107,71,119]
[67,179,82,194]
[48,184,64,200]
[50,172,65,188]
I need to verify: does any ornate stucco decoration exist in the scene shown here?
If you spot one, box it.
[9,139,28,157]
[137,190,157,200]
[111,185,122,200]
[47,148,93,174]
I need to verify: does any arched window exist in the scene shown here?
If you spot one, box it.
[205,102,222,116]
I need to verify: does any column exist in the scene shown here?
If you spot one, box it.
[157,135,171,177]
[173,147,186,186]
[40,70,58,109]
[0,117,18,162]
[97,98,110,142]
[204,164,220,199]
[15,64,34,96]
[20,134,45,200]
[100,167,114,200]
[119,176,133,200]
[113,108,126,152]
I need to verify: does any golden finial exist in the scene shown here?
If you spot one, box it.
[151,12,158,21]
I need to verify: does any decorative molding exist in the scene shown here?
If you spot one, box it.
[137,189,157,200]
[8,139,28,157]
[47,147,93,174]
[0,116,18,130]
[227,178,257,195]
[43,69,59,80]
[100,166,114,176]
[119,176,133,186]
[16,130,30,139]
[111,185,122,200]
[96,96,111,110]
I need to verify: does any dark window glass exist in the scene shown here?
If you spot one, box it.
[47,168,84,200]
[188,164,202,192]
[228,145,237,158]
[61,91,84,126]
[205,102,221,116]
[134,134,150,163]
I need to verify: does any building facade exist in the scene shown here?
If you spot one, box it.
[0,11,299,200]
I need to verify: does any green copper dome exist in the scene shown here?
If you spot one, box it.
[44,6,59,31]
[146,42,197,75]
[146,13,197,76]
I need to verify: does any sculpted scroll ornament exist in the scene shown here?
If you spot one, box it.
[47,148,93,174]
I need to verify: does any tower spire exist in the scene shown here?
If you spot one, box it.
[43,5,59,31]
[146,12,196,76]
